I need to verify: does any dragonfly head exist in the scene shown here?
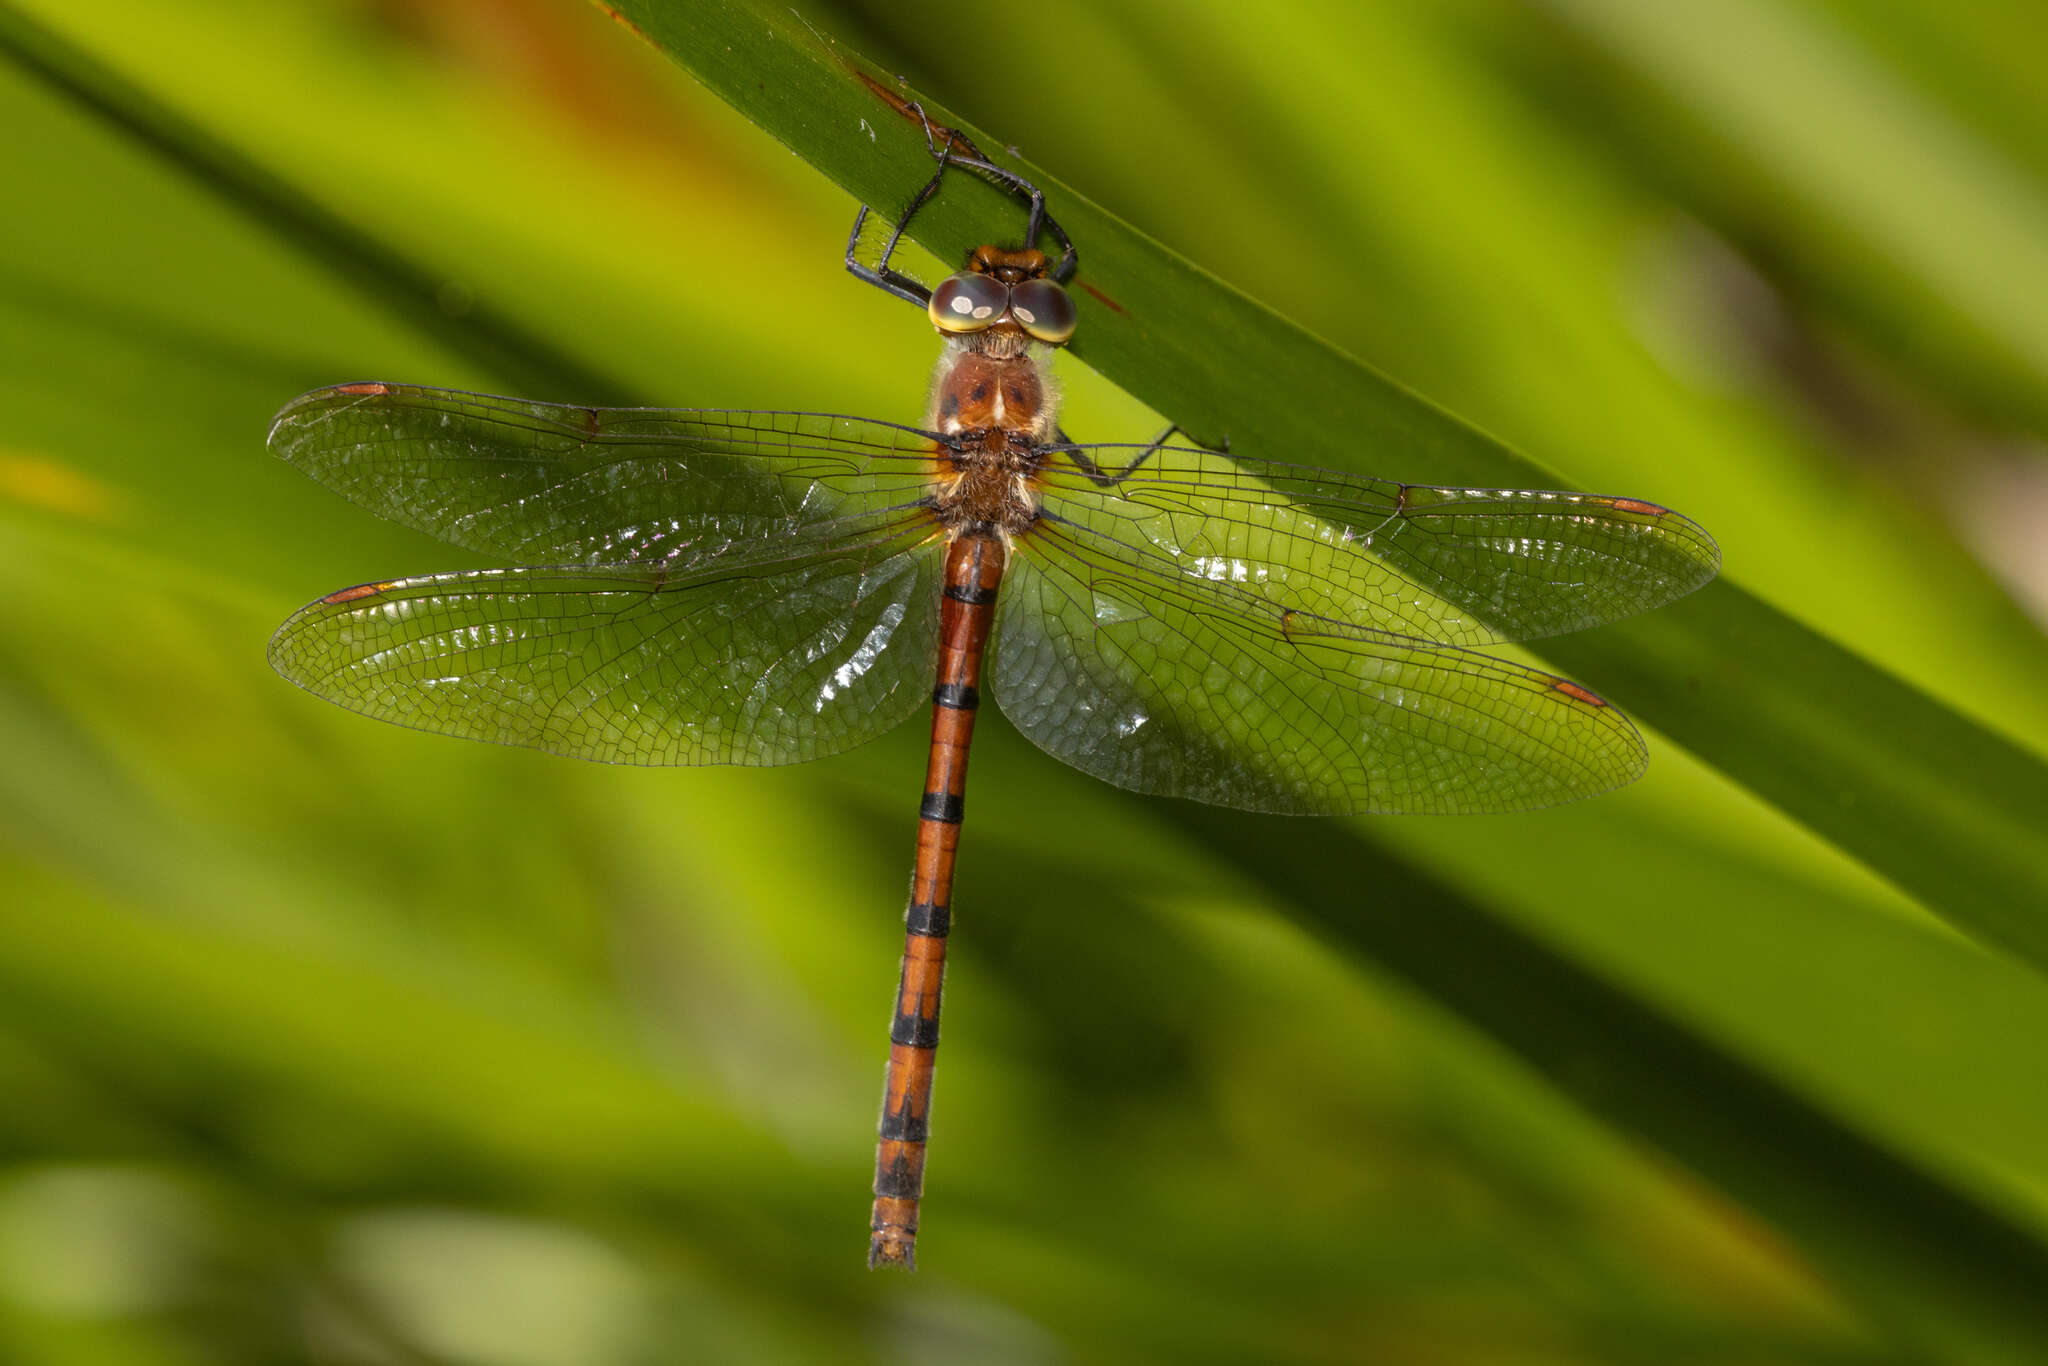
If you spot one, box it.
[928,246,1078,347]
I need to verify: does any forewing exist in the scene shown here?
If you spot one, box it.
[1037,444,1719,645]
[270,383,943,564]
[992,516,1647,815]
[270,517,944,766]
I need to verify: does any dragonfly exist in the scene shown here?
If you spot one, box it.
[267,110,1719,1271]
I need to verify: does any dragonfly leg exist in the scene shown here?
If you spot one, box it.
[846,102,964,307]
[845,99,1079,307]
[846,173,957,312]
[933,147,1077,282]
[900,98,1077,281]
[1060,422,1232,490]
[964,162,1076,283]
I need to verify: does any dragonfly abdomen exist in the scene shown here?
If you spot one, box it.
[870,532,1006,1270]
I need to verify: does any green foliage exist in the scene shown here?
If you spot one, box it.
[2,0,2046,1361]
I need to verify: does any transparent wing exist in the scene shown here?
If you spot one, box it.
[1037,443,1719,646]
[270,383,945,564]
[992,515,1647,815]
[269,516,945,766]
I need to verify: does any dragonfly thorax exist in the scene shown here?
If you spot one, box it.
[925,299,1060,539]
[931,429,1042,537]
[927,340,1059,441]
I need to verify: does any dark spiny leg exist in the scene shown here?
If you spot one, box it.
[1061,422,1231,489]
[934,148,1076,282]
[845,166,950,307]
[846,98,1078,306]
[898,98,1074,278]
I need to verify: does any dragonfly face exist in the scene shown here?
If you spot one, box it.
[267,128,1718,1271]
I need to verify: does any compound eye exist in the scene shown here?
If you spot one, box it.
[929,273,1009,333]
[1007,278,1078,345]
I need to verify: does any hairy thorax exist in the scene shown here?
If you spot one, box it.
[926,330,1058,539]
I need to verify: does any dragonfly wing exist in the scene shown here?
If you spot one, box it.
[991,516,1647,814]
[271,383,943,564]
[270,516,944,766]
[1038,445,1719,645]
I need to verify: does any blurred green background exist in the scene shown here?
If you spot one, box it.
[4,0,2048,1361]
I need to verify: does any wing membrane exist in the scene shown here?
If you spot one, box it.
[993,515,1646,814]
[270,516,944,766]
[1038,443,1719,646]
[270,383,945,565]
[272,387,1704,799]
